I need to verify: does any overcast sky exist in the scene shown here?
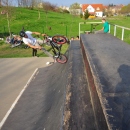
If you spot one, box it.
[48,0,130,6]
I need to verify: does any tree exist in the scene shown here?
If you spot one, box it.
[63,9,69,14]
[16,0,37,8]
[80,13,83,18]
[42,1,57,27]
[120,4,130,14]
[0,0,2,7]
[70,2,80,9]
[1,0,15,36]
[84,10,90,20]
[35,0,42,20]
[69,3,81,16]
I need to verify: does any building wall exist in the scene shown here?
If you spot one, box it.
[95,12,103,17]
[82,4,104,17]
[87,5,95,12]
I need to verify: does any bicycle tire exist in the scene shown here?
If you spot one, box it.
[56,54,67,64]
[52,35,67,44]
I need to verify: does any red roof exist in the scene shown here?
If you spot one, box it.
[82,4,104,12]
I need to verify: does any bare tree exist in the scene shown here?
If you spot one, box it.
[42,1,57,27]
[34,0,42,20]
[1,0,15,36]
[69,3,81,16]
[16,0,22,7]
[0,0,2,7]
[18,0,31,7]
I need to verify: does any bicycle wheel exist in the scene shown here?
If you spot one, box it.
[52,35,67,44]
[56,54,67,64]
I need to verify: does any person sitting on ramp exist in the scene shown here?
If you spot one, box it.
[95,18,109,34]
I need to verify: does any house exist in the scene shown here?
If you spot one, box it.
[82,4,104,17]
[105,4,124,15]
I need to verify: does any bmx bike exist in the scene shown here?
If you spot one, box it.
[42,35,68,64]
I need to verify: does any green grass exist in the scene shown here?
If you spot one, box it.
[107,16,130,44]
[0,41,69,58]
[0,7,84,37]
[0,7,130,58]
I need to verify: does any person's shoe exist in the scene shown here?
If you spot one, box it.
[33,56,38,58]
[46,62,54,65]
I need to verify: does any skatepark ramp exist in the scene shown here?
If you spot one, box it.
[1,33,130,130]
[80,33,130,130]
[1,40,108,130]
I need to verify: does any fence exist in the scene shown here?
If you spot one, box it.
[109,24,130,41]
[79,22,130,43]
[79,22,102,38]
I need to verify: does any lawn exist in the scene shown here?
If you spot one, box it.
[0,7,130,58]
[0,40,69,58]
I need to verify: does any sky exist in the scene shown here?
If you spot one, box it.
[48,0,130,7]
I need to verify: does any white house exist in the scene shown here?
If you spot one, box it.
[82,4,104,17]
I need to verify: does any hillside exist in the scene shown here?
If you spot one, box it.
[0,7,130,39]
[0,7,86,38]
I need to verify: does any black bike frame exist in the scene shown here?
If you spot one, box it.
[50,41,62,56]
[42,40,62,58]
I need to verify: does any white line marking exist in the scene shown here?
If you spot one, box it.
[0,68,38,129]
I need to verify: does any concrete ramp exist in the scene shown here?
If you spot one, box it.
[1,41,106,130]
[1,33,130,130]
[80,33,130,130]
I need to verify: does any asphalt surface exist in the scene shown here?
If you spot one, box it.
[1,33,130,130]
[0,41,101,130]
[0,57,53,124]
[81,33,130,130]
[1,61,68,130]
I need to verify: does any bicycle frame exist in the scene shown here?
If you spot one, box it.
[50,41,62,56]
[42,39,62,58]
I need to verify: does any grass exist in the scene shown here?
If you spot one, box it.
[0,7,130,58]
[0,7,84,38]
[107,16,130,44]
[0,41,69,58]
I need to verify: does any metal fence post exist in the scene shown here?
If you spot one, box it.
[4,26,6,37]
[109,24,110,33]
[66,25,67,37]
[43,26,44,33]
[79,23,80,39]
[114,25,116,36]
[122,28,124,41]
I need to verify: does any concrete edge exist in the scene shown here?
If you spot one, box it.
[80,38,109,130]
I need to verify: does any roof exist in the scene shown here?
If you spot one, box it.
[82,4,104,12]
